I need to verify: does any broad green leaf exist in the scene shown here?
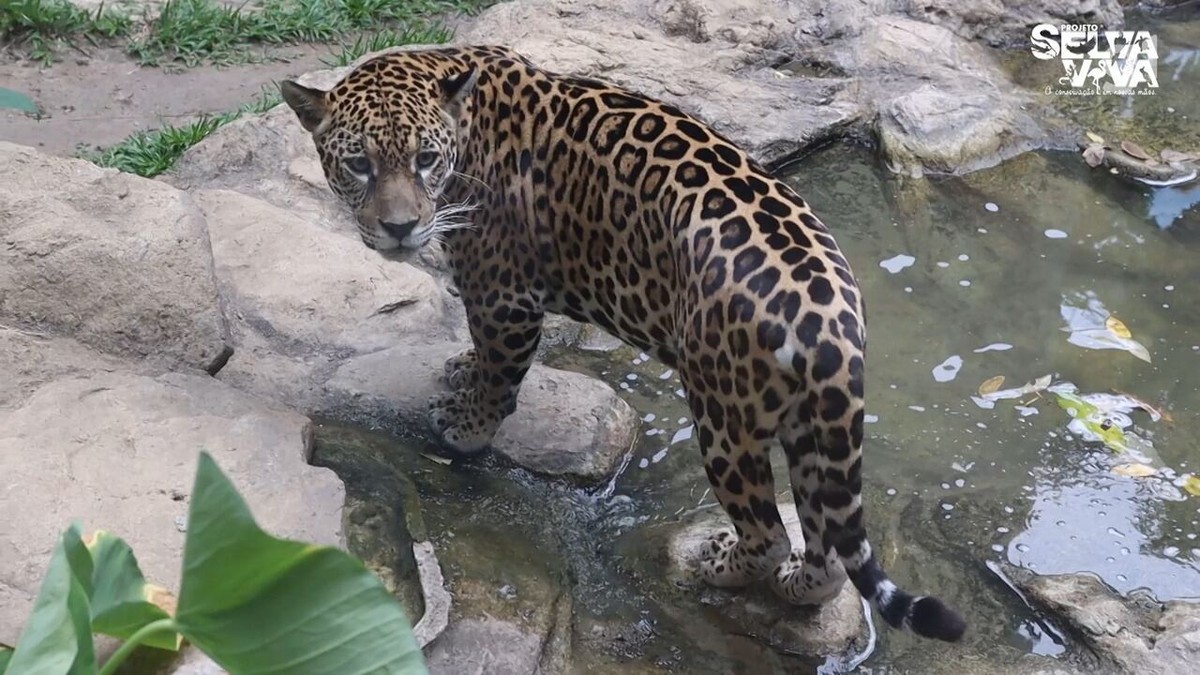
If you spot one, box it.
[5,525,97,675]
[1,646,13,673]
[176,452,428,675]
[85,531,180,650]
[0,87,38,114]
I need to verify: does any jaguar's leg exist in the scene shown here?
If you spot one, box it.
[429,294,543,454]
[683,383,791,588]
[442,347,479,390]
[771,409,848,605]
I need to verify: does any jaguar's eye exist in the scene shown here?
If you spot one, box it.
[345,156,372,176]
[415,151,438,171]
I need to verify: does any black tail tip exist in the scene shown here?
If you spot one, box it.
[910,596,967,642]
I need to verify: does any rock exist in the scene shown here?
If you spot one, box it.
[412,542,451,647]
[194,188,451,357]
[0,327,345,648]
[823,17,1046,176]
[666,502,867,657]
[164,106,353,239]
[424,618,550,674]
[326,341,639,481]
[878,83,1042,177]
[905,0,1126,47]
[1011,568,1200,675]
[0,142,230,373]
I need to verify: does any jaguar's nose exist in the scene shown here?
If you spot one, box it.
[380,218,419,242]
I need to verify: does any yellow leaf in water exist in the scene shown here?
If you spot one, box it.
[978,375,1005,395]
[1112,463,1156,478]
[1106,315,1132,339]
[1085,131,1105,145]
[1183,475,1200,497]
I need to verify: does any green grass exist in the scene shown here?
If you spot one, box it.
[128,0,491,66]
[321,23,453,67]
[2,0,493,66]
[0,0,133,64]
[91,87,282,177]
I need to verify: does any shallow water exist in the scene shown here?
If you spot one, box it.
[314,11,1200,673]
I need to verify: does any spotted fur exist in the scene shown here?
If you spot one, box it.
[281,45,966,642]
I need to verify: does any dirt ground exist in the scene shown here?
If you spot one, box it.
[0,44,332,157]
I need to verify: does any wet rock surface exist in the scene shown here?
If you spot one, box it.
[666,503,868,658]
[1010,567,1200,675]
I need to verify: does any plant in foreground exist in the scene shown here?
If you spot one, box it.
[0,451,428,675]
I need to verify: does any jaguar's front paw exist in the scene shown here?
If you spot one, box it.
[442,348,479,390]
[427,389,499,455]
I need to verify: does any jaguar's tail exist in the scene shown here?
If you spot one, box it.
[844,549,966,642]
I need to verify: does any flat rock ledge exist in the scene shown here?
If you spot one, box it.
[1008,566,1200,675]
[667,504,868,658]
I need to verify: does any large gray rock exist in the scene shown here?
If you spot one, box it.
[820,16,1048,176]
[1012,568,1200,675]
[667,502,868,657]
[0,142,230,372]
[0,327,345,649]
[326,341,638,481]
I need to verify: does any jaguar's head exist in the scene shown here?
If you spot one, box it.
[280,57,478,253]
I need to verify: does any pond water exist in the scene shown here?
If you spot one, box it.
[313,10,1200,674]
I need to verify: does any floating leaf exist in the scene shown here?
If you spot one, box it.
[420,452,453,466]
[970,374,1052,409]
[978,375,1006,396]
[175,452,428,675]
[1182,475,1200,497]
[1112,463,1156,478]
[1052,388,1130,452]
[1121,140,1151,160]
[1082,143,1106,167]
[1106,315,1132,339]
[1085,131,1105,144]
[1061,294,1151,363]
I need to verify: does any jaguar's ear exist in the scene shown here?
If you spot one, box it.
[440,67,479,118]
[280,80,330,133]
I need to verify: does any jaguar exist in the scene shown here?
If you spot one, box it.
[281,45,966,642]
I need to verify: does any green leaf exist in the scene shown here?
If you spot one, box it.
[0,87,38,114]
[5,524,97,675]
[1052,388,1130,452]
[175,452,428,675]
[1,645,13,674]
[86,531,180,650]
